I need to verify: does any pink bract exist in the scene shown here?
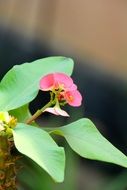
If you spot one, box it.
[65,90,82,107]
[39,73,54,91]
[40,73,73,91]
[40,72,82,108]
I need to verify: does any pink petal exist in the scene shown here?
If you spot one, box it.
[44,107,69,117]
[53,73,74,89]
[40,72,74,91]
[69,83,77,91]
[40,74,54,91]
[65,90,82,107]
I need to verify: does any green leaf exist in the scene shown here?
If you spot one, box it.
[9,104,38,127]
[0,57,74,111]
[9,104,31,123]
[13,123,65,183]
[51,118,127,168]
[18,147,77,190]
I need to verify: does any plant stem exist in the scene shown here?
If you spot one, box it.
[26,101,52,125]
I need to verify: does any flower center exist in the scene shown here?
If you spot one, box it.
[68,95,74,102]
[0,112,17,132]
[58,93,65,101]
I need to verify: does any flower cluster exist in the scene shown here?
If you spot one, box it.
[0,111,17,132]
[39,73,82,116]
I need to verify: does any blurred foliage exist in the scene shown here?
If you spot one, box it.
[104,170,127,190]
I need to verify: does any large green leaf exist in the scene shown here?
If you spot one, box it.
[0,57,74,111]
[51,118,127,168]
[9,104,38,127]
[13,123,65,182]
[18,147,77,190]
[9,104,31,123]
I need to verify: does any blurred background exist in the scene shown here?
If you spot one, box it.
[1,1,127,190]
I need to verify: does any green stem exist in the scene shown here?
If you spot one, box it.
[26,101,52,125]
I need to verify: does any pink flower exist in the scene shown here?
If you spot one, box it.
[40,72,82,116]
[64,90,82,107]
[40,73,74,91]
